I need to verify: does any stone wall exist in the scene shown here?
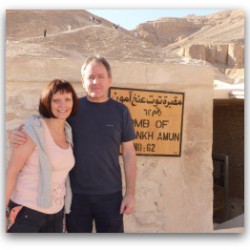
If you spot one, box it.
[6,58,214,232]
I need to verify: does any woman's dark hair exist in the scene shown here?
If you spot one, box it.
[39,79,79,118]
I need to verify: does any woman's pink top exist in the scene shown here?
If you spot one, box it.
[11,119,75,214]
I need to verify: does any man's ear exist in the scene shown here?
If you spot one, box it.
[108,76,112,86]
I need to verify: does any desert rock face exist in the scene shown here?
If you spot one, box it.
[134,10,244,83]
[135,10,244,45]
[134,18,203,45]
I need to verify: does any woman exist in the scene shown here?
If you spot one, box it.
[6,79,79,233]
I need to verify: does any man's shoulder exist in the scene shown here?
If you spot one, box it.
[109,98,128,109]
[79,96,87,102]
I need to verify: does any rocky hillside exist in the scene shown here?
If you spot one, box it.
[6,9,244,83]
[134,10,244,83]
[6,10,163,62]
[134,10,244,46]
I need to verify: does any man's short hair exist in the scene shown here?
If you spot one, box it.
[81,55,112,78]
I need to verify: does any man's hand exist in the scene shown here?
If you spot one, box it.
[120,194,135,215]
[9,126,27,148]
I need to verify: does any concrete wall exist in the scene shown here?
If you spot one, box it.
[6,58,214,232]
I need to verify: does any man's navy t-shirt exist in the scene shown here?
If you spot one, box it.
[67,97,136,195]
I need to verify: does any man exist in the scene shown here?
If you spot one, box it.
[9,56,137,233]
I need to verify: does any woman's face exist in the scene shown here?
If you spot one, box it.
[51,91,73,119]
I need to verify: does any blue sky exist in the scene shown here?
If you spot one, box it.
[87,9,223,30]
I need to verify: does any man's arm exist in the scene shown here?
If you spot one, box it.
[120,140,136,215]
[9,126,28,148]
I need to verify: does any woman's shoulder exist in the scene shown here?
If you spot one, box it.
[24,115,43,128]
[23,115,45,145]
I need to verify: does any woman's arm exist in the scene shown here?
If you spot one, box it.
[6,130,35,206]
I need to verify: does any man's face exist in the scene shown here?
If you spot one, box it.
[82,61,112,103]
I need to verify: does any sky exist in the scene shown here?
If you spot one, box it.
[87,9,222,30]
